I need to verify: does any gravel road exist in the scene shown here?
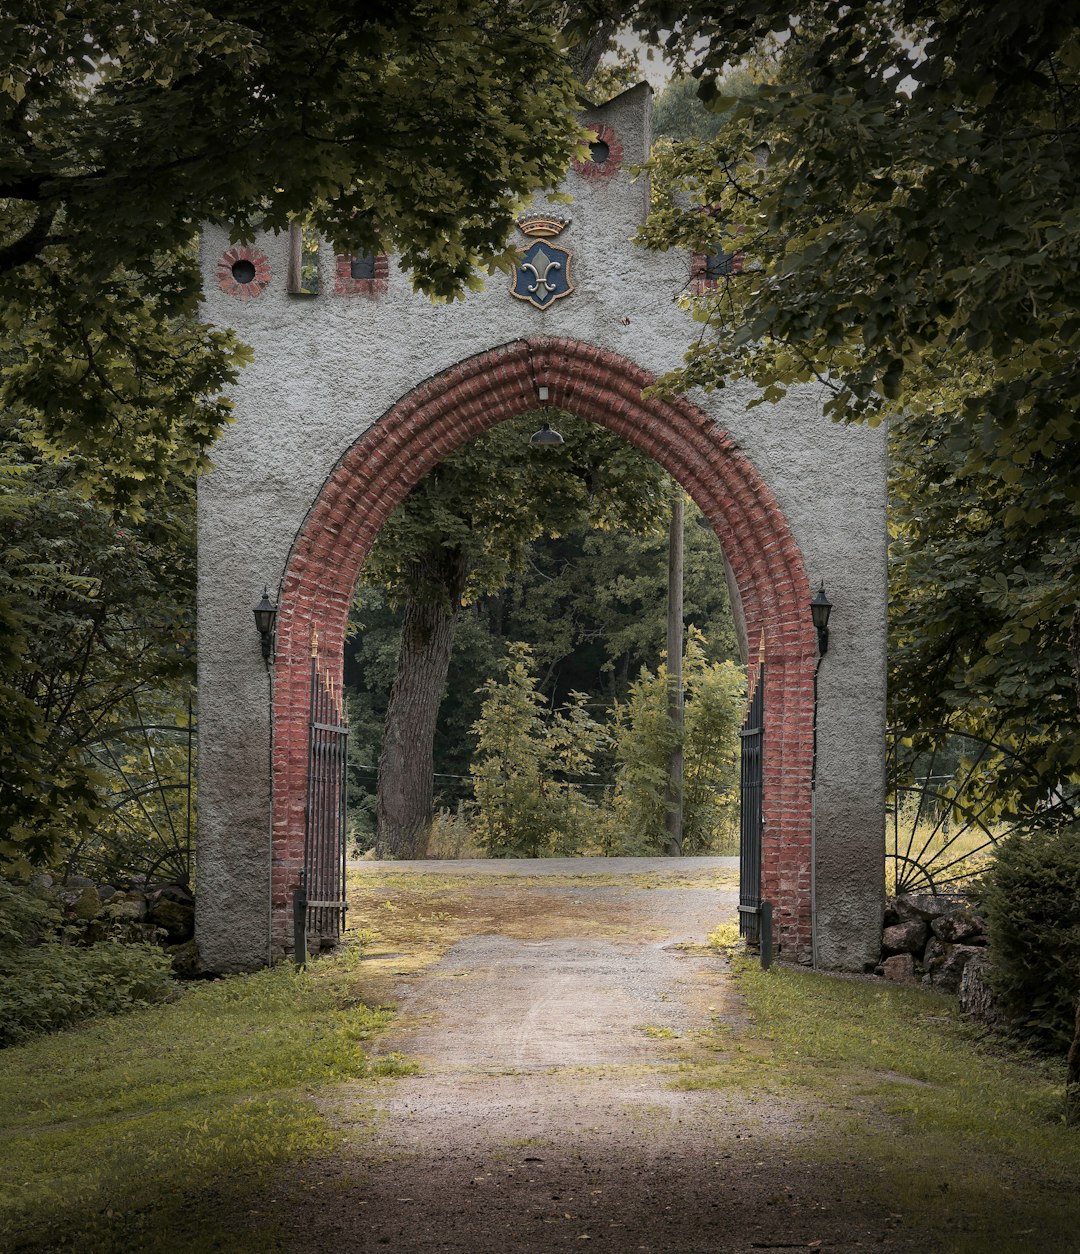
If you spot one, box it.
[270,859,927,1253]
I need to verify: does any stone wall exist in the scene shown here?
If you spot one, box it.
[877,892,988,995]
[36,874,202,976]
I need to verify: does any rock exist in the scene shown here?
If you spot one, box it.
[882,953,917,985]
[167,939,203,978]
[931,908,987,944]
[147,897,195,942]
[968,932,990,947]
[922,936,946,974]
[64,874,94,889]
[923,943,982,994]
[69,885,102,921]
[895,893,962,923]
[883,899,901,927]
[98,884,117,902]
[159,881,195,905]
[882,919,929,955]
[959,952,1000,1025]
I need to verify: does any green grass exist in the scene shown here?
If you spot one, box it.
[0,944,397,1253]
[681,956,1080,1252]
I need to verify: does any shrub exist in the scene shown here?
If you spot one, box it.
[610,666,676,854]
[977,823,1080,1052]
[470,643,614,856]
[611,631,743,855]
[681,637,743,854]
[0,878,175,1048]
[0,939,176,1048]
[0,876,61,946]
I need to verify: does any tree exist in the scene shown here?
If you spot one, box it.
[360,412,669,857]
[0,424,196,874]
[1,2,591,504]
[1,2,598,862]
[610,631,743,856]
[633,2,1080,806]
[470,643,613,858]
[494,499,739,697]
[2,3,586,292]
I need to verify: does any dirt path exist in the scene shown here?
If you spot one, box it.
[271,860,926,1252]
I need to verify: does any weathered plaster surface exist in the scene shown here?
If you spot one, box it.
[196,83,885,972]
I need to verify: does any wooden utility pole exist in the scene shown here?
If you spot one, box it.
[665,481,685,855]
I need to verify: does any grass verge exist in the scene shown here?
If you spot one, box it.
[0,944,398,1253]
[681,953,1079,1252]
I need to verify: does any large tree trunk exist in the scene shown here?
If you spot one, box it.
[375,549,467,859]
[1070,607,1080,1123]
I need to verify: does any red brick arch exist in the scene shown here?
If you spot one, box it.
[271,338,817,960]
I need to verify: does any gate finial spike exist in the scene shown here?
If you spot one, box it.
[311,625,319,659]
[757,628,766,664]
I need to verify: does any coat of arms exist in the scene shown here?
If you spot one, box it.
[510,215,574,310]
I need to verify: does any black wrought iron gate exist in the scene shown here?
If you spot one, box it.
[738,659,765,945]
[299,639,349,956]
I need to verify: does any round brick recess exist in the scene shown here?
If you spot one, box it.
[270,338,818,961]
[216,245,271,299]
[572,123,623,180]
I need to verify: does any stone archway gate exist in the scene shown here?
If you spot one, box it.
[195,84,887,974]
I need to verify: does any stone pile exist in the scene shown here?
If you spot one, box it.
[37,873,201,976]
[877,892,988,995]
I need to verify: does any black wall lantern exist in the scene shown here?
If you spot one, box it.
[810,583,832,656]
[253,587,278,661]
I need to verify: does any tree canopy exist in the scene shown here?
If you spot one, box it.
[634,1,1080,807]
[1,1,590,865]
[1,2,587,502]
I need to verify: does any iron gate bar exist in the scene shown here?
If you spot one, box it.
[301,637,349,957]
[738,658,765,946]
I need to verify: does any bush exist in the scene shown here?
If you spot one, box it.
[0,878,175,1048]
[0,939,176,1048]
[978,823,1080,1052]
[611,631,743,855]
[470,643,614,857]
[0,876,61,946]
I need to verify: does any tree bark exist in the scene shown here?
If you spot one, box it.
[1070,607,1080,1122]
[375,549,467,859]
[562,17,617,86]
[1071,606,1080,717]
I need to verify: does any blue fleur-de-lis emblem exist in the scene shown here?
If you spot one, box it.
[510,218,574,310]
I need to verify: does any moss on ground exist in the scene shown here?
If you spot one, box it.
[0,945,397,1252]
[678,954,1080,1252]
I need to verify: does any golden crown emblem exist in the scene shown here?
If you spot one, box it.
[517,215,570,239]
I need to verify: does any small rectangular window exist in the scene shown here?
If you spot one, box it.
[705,248,736,281]
[350,253,377,281]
